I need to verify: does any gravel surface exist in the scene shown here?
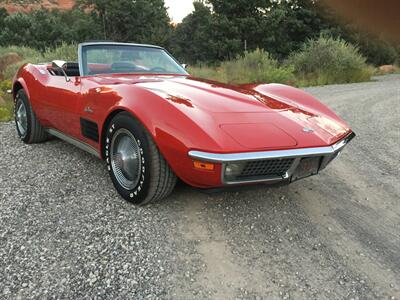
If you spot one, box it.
[1,74,399,299]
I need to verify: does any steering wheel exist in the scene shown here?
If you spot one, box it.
[149,67,167,73]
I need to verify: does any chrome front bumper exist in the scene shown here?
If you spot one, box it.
[189,132,355,185]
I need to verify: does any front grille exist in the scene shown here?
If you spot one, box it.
[238,158,295,178]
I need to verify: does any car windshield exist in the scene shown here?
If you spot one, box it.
[80,44,188,76]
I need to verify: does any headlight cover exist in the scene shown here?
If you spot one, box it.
[223,162,246,181]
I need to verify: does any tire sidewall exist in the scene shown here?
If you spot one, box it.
[14,90,32,143]
[105,113,151,204]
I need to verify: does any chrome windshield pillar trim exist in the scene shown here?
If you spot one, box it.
[46,128,101,158]
[188,132,355,163]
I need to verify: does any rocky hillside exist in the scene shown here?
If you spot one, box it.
[0,0,75,13]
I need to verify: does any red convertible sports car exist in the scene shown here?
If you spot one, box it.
[12,42,355,204]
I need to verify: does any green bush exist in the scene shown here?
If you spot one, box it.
[287,36,372,85]
[42,43,78,62]
[353,35,398,66]
[190,49,294,84]
[0,106,11,121]
[0,46,40,60]
[0,79,12,92]
[0,94,13,121]
[188,64,227,82]
[222,49,294,84]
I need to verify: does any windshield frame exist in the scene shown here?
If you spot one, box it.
[78,42,188,77]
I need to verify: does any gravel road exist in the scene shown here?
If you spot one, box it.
[1,75,399,299]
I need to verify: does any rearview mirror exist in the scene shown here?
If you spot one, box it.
[181,63,188,69]
[52,60,70,82]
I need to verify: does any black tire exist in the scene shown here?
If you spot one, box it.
[14,89,48,144]
[105,112,177,205]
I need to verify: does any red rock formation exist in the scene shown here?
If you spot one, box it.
[1,0,76,13]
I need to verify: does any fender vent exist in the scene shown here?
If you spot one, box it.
[80,118,99,142]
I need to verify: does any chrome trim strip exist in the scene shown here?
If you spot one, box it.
[46,128,101,158]
[189,132,355,163]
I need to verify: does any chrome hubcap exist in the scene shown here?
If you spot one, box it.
[110,128,142,190]
[16,101,27,137]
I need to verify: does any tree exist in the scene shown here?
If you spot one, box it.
[78,0,172,47]
[199,0,327,60]
[0,8,8,30]
[0,13,32,47]
[207,0,272,53]
[260,0,325,59]
[59,9,102,44]
[172,1,240,64]
[208,0,272,18]
[0,8,101,50]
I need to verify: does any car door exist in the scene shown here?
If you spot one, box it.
[75,77,105,149]
[41,74,82,138]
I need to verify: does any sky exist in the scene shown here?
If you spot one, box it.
[164,0,195,23]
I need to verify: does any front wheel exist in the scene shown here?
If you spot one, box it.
[105,112,177,205]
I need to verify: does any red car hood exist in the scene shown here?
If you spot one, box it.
[96,75,351,150]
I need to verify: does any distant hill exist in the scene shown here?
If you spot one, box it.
[0,0,76,13]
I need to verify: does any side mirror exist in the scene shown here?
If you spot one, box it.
[52,60,70,82]
[181,63,188,69]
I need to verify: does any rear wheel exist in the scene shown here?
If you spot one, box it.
[14,89,48,143]
[105,112,177,205]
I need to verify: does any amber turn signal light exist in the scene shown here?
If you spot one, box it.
[193,160,215,171]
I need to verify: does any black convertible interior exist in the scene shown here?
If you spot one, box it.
[49,61,80,77]
[63,62,80,76]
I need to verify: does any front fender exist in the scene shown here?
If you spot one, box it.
[246,83,346,123]
[99,85,225,187]
[12,64,31,99]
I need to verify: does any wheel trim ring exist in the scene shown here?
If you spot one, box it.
[16,100,28,137]
[110,128,142,190]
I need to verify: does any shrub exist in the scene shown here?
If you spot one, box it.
[0,94,13,121]
[0,53,22,77]
[0,79,12,92]
[42,43,78,62]
[188,64,227,82]
[354,36,398,66]
[287,36,372,85]
[222,49,294,84]
[0,46,40,60]
[0,106,11,121]
[190,49,294,84]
